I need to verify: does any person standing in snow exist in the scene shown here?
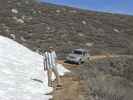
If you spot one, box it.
[43,47,61,87]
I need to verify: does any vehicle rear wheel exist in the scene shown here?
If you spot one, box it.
[77,59,82,65]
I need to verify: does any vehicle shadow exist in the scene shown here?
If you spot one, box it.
[64,60,76,64]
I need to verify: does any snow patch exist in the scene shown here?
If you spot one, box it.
[0,35,69,100]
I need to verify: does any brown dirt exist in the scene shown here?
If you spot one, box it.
[51,55,115,100]
[51,60,86,100]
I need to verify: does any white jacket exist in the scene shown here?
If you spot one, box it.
[43,51,57,70]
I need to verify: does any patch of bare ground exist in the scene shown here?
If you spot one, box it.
[51,60,87,100]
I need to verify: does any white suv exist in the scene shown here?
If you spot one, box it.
[65,49,90,64]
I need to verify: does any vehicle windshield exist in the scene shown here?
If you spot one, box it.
[73,50,83,55]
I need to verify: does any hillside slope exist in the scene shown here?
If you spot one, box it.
[0,0,133,58]
[1,0,133,100]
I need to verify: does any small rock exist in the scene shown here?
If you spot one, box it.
[17,19,24,24]
[32,10,37,14]
[86,43,93,47]
[13,17,24,24]
[56,9,61,13]
[11,9,18,14]
[21,15,26,20]
[2,24,9,29]
[2,24,10,33]
[7,1,11,3]
[25,1,29,4]
[38,10,41,14]
[26,17,33,21]
[35,48,41,54]
[78,33,84,37]
[46,26,51,30]
[20,36,26,42]
[48,38,52,41]
[10,34,16,40]
[113,28,120,33]
[82,20,87,25]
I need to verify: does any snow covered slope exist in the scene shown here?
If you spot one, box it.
[0,35,69,100]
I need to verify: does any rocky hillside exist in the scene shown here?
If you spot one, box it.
[1,0,133,100]
[78,57,133,100]
[0,0,133,58]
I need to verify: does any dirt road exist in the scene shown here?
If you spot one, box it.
[51,61,86,100]
[50,54,133,100]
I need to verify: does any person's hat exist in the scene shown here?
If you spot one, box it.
[48,46,54,49]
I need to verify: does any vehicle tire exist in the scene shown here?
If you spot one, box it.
[81,61,84,64]
[64,60,67,63]
[78,59,82,65]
